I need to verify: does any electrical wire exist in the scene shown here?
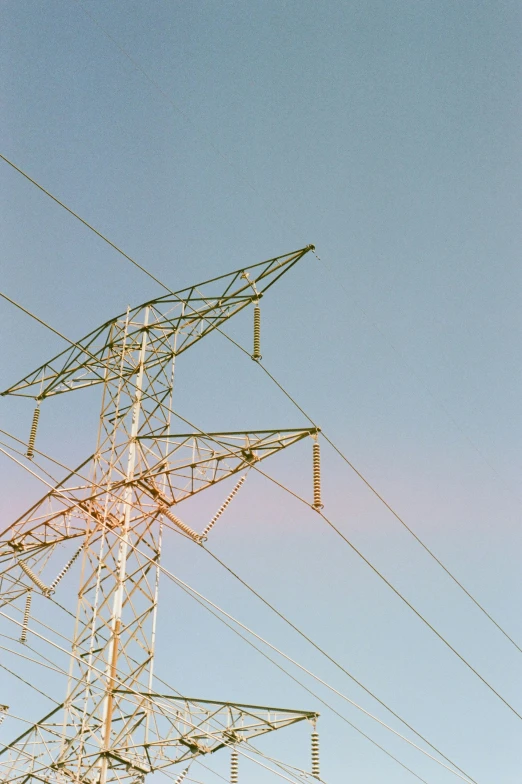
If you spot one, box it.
[1,148,518,665]
[0,660,60,705]
[0,582,454,784]
[0,239,512,775]
[147,578,434,784]
[146,553,475,782]
[0,291,107,393]
[0,620,313,784]
[71,0,521,513]
[251,359,522,656]
[0,449,475,783]
[143,400,522,723]
[1,522,438,783]
[0,414,501,778]
[2,148,518,672]
[0,557,444,784]
[0,379,511,783]
[3,393,517,740]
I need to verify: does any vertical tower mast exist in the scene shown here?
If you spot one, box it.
[60,303,177,782]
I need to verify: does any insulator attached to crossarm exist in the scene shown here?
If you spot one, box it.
[20,590,32,644]
[48,545,83,593]
[174,767,190,784]
[241,271,262,361]
[0,706,8,727]
[18,559,52,596]
[26,404,40,459]
[201,474,247,539]
[312,436,323,510]
[252,302,262,361]
[311,729,320,778]
[159,504,203,544]
[230,747,239,784]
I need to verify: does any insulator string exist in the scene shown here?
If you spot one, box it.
[311,731,320,778]
[26,405,40,459]
[48,545,83,593]
[312,440,323,510]
[20,590,32,644]
[18,559,51,596]
[252,303,262,361]
[159,505,203,544]
[230,747,239,784]
[174,768,190,784]
[201,474,246,539]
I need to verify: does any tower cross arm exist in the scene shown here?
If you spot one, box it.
[136,426,320,505]
[1,246,314,400]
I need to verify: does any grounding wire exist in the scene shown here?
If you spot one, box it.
[0,448,476,783]
[1,149,518,664]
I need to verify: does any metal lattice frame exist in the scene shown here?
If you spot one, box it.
[0,247,319,783]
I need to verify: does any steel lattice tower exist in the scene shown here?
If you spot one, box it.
[0,247,320,784]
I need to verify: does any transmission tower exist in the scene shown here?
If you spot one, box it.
[0,246,323,784]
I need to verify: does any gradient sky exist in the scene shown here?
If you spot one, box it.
[1,2,521,782]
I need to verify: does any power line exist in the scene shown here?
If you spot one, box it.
[143,401,522,724]
[199,544,475,781]
[0,619,313,784]
[0,660,60,706]
[2,148,518,664]
[70,0,519,508]
[0,553,466,784]
[132,546,476,783]
[5,372,520,734]
[0,290,107,392]
[0,157,516,774]
[0,431,474,783]
[0,447,476,784]
[1,288,519,728]
[252,361,522,656]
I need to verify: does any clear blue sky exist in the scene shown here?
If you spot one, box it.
[1,1,521,782]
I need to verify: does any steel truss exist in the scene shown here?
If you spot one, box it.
[0,248,321,783]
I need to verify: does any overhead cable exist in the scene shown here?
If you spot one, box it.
[0,450,475,783]
[1,148,517,662]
